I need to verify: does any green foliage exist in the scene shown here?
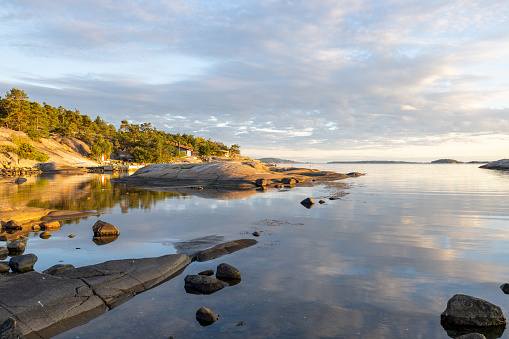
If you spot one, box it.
[0,87,241,164]
[10,134,50,162]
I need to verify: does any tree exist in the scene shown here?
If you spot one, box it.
[229,144,241,156]
[91,137,113,160]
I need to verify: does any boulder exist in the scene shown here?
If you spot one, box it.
[42,264,76,275]
[92,220,120,237]
[501,283,509,294]
[193,239,257,262]
[216,263,241,281]
[196,307,219,326]
[0,317,25,339]
[4,220,22,230]
[281,178,296,185]
[7,242,25,255]
[0,246,8,260]
[9,254,38,273]
[441,294,506,327]
[184,275,228,294]
[0,262,10,273]
[40,232,51,239]
[300,197,315,208]
[255,178,269,187]
[39,221,61,231]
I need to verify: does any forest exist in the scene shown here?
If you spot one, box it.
[0,88,240,163]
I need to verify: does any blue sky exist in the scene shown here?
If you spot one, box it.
[1,0,509,162]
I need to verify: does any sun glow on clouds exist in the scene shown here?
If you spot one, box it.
[1,0,509,161]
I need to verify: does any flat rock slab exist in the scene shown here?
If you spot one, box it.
[193,239,258,262]
[0,253,191,338]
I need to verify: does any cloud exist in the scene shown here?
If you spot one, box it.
[1,0,509,161]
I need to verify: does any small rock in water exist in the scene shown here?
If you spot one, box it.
[500,283,509,294]
[7,242,25,255]
[39,220,61,231]
[196,307,219,326]
[0,317,24,339]
[318,200,325,204]
[300,197,315,208]
[252,231,260,237]
[31,225,41,231]
[9,253,38,273]
[68,234,75,238]
[236,320,246,326]
[184,275,228,294]
[4,220,22,230]
[0,246,8,260]
[92,220,120,237]
[40,232,51,239]
[14,177,27,184]
[441,294,506,327]
[198,269,214,276]
[216,263,241,281]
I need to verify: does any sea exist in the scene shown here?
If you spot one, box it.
[4,163,509,338]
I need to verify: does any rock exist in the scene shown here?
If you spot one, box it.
[501,283,509,294]
[40,232,51,239]
[9,253,38,273]
[198,270,214,276]
[0,262,10,273]
[236,320,246,326]
[14,177,27,184]
[456,334,486,339]
[300,197,315,208]
[92,220,120,237]
[42,264,76,275]
[31,224,41,231]
[252,231,260,237]
[274,184,284,188]
[441,294,506,327]
[0,317,25,339]
[193,239,258,262]
[39,220,61,231]
[68,234,75,238]
[0,246,8,260]
[255,178,269,187]
[4,220,22,230]
[480,159,509,170]
[216,263,241,281]
[318,200,325,204]
[281,178,296,185]
[7,241,25,255]
[184,275,228,294]
[196,307,219,326]
[347,172,363,177]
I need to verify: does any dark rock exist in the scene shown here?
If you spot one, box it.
[441,294,506,327]
[274,184,284,188]
[42,264,76,275]
[500,283,509,294]
[7,242,25,255]
[9,254,38,273]
[0,262,10,273]
[40,232,51,239]
[184,275,228,294]
[92,220,120,237]
[252,231,260,237]
[216,263,241,281]
[193,239,258,262]
[318,200,325,204]
[456,333,486,339]
[300,197,315,208]
[281,178,296,185]
[68,234,75,238]
[347,172,363,177]
[31,224,41,231]
[0,246,8,260]
[198,269,214,276]
[4,220,22,230]
[196,307,219,326]
[236,320,246,326]
[14,177,27,185]
[0,317,25,339]
[92,235,119,245]
[255,179,269,187]
[39,221,61,231]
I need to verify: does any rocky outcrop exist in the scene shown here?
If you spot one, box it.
[37,162,88,173]
[479,159,509,170]
[441,294,506,327]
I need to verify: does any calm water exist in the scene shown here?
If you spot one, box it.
[4,163,509,338]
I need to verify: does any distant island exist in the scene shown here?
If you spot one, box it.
[258,157,303,164]
[430,159,464,164]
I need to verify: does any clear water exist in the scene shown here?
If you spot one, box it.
[4,164,509,338]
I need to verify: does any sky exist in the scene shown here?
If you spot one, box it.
[1,0,509,162]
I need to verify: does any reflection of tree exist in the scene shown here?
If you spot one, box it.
[11,174,189,214]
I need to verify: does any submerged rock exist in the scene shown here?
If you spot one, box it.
[9,254,38,273]
[441,294,506,327]
[92,220,120,237]
[184,275,228,294]
[193,239,257,262]
[0,317,25,339]
[196,307,219,326]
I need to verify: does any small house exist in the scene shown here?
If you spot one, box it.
[170,142,194,156]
